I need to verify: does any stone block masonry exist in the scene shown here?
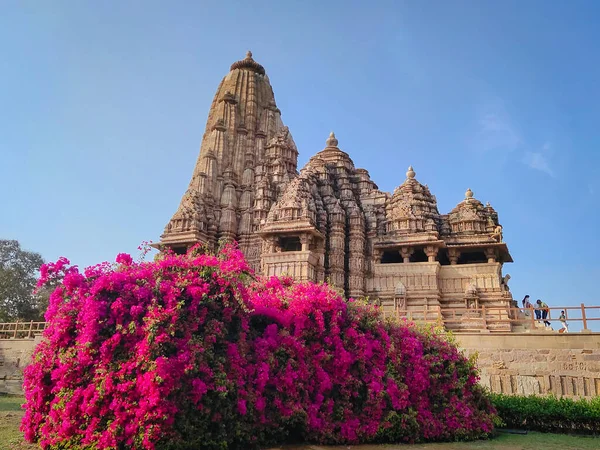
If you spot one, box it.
[456,333,600,398]
[3,333,599,397]
[0,336,42,395]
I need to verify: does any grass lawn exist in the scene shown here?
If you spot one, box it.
[352,431,600,449]
[2,396,598,450]
[0,396,35,450]
[279,432,600,450]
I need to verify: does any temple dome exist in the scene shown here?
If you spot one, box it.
[386,166,440,234]
[308,132,357,173]
[448,189,495,235]
[230,51,266,75]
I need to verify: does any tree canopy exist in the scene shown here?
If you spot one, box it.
[0,239,45,322]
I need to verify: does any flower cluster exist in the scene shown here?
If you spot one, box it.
[22,245,495,449]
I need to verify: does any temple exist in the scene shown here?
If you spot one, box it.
[159,52,516,332]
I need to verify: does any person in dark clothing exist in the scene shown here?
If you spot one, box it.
[536,299,551,327]
[533,297,542,320]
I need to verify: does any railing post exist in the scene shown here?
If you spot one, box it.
[530,307,535,330]
[581,303,588,331]
[28,320,33,339]
[13,321,18,339]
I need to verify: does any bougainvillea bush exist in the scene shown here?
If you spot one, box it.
[22,245,495,449]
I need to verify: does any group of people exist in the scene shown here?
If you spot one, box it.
[521,295,569,332]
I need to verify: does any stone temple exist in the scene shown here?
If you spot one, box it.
[159,52,516,331]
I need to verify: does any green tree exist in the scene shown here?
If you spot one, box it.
[0,240,45,322]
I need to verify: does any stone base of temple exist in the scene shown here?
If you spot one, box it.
[5,332,600,398]
[458,333,600,398]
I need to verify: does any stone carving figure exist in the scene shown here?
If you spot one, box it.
[269,126,290,147]
[464,282,479,309]
[394,281,407,311]
[501,274,511,292]
[492,225,503,242]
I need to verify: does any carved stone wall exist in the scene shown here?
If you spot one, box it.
[456,333,600,398]
[262,251,319,280]
[438,263,502,293]
[0,337,42,395]
[369,262,440,296]
[6,334,600,397]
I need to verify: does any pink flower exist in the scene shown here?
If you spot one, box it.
[21,243,495,449]
[115,253,133,265]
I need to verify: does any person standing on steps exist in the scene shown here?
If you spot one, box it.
[536,299,551,327]
[559,310,569,333]
[534,298,542,321]
[522,295,532,316]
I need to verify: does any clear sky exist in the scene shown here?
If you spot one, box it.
[1,1,599,315]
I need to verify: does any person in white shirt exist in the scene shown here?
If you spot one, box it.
[559,310,569,333]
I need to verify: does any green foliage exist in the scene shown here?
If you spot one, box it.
[0,239,46,322]
[491,393,600,434]
[375,410,420,443]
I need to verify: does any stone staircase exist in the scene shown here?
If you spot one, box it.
[379,299,562,334]
[511,308,555,333]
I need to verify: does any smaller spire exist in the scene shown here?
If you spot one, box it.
[246,50,253,59]
[465,188,474,199]
[326,131,338,147]
[406,166,416,179]
[486,201,491,207]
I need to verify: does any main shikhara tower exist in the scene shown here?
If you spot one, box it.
[161,51,297,270]
[159,52,515,332]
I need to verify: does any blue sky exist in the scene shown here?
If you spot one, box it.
[1,1,599,316]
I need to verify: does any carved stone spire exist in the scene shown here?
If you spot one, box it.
[388,165,440,235]
[230,50,266,75]
[160,52,297,265]
[448,188,491,237]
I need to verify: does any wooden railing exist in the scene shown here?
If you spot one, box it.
[490,304,600,332]
[381,303,600,332]
[0,321,47,339]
